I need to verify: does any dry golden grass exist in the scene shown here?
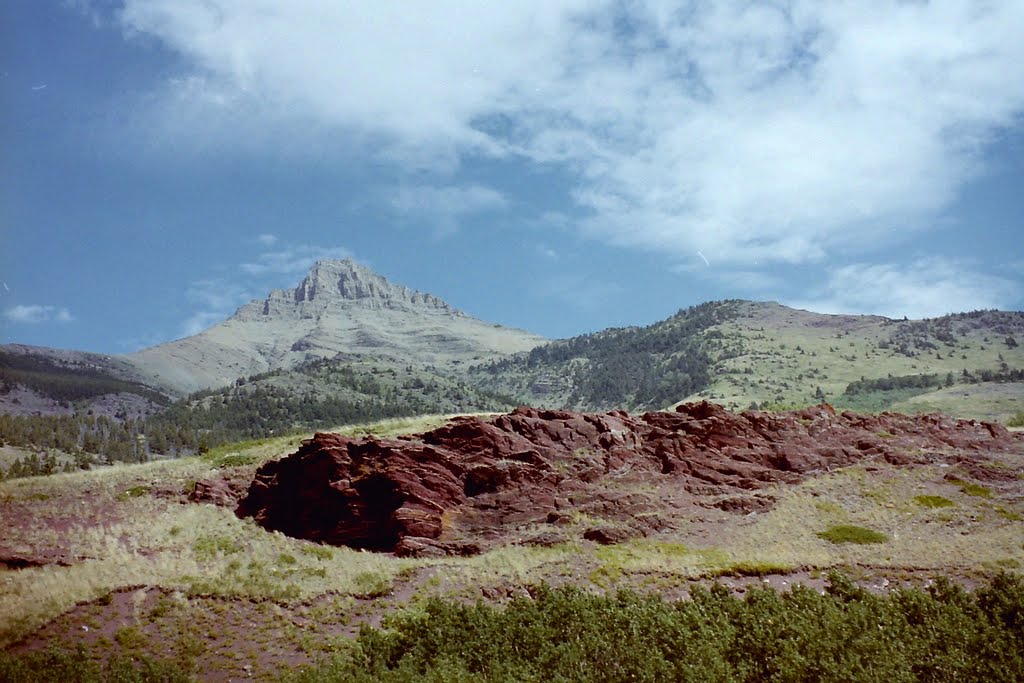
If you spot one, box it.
[0,417,470,646]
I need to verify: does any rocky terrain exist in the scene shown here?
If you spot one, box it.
[232,402,1024,557]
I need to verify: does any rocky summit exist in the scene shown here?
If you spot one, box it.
[234,402,1024,557]
[125,259,545,394]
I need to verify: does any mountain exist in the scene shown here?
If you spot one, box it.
[470,300,1024,422]
[126,259,546,395]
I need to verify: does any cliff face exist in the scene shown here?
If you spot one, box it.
[125,259,545,394]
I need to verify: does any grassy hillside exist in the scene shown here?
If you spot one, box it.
[469,301,739,411]
[0,357,518,479]
[695,304,1024,421]
[471,302,1024,422]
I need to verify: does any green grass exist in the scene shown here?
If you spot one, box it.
[949,478,993,498]
[914,495,955,508]
[816,525,889,545]
[1007,411,1024,427]
[995,507,1023,522]
[115,485,150,501]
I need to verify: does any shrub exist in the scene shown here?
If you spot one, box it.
[9,574,1024,682]
[0,645,189,682]
[282,573,1024,682]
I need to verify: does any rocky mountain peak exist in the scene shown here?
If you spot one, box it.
[124,258,545,395]
[291,259,452,311]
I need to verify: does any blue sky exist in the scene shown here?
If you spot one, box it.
[2,1,1023,354]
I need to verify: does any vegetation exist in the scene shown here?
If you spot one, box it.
[0,646,189,682]
[475,301,740,410]
[5,572,1023,682]
[843,373,942,395]
[949,478,993,499]
[914,495,955,509]
[816,525,889,545]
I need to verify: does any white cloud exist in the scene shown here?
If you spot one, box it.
[387,184,507,237]
[256,233,277,246]
[239,244,351,276]
[114,1,1024,266]
[4,305,75,324]
[788,258,1020,320]
[186,277,250,311]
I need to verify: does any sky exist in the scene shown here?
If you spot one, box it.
[2,1,1023,354]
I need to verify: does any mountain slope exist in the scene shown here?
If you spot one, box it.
[470,301,1024,422]
[146,356,518,446]
[0,345,170,418]
[126,259,546,395]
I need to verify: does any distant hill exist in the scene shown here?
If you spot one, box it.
[125,259,546,395]
[0,345,170,419]
[470,301,1024,423]
[146,356,518,446]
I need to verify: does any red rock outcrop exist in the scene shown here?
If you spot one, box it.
[236,402,1023,554]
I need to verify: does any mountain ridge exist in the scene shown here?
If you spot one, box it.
[2,259,1023,428]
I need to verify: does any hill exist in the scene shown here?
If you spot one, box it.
[471,301,1024,422]
[145,356,518,447]
[0,345,170,419]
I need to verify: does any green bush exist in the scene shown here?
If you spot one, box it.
[280,572,1024,682]
[9,573,1024,682]
[0,645,189,682]
[816,524,889,544]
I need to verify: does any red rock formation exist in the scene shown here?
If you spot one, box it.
[236,402,1023,554]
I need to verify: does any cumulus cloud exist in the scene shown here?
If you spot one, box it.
[387,184,507,236]
[4,305,74,324]
[788,258,1020,320]
[113,1,1024,266]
